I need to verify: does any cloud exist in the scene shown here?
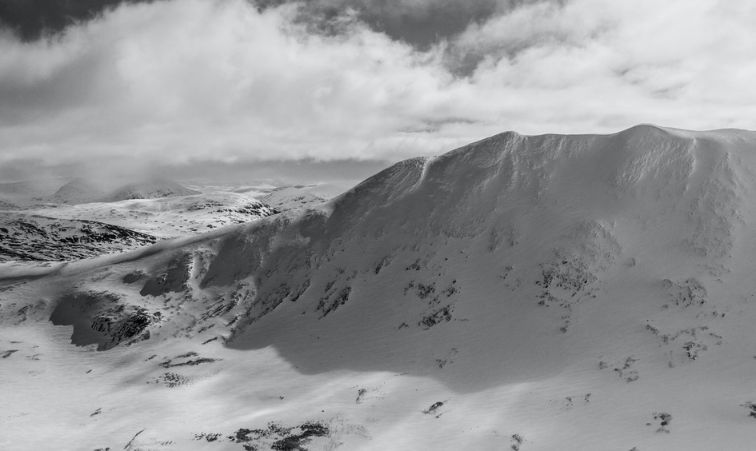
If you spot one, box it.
[256,0,503,49]
[0,0,463,166]
[452,0,756,128]
[0,0,159,41]
[0,0,755,177]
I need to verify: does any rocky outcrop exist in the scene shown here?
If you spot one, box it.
[140,252,192,296]
[0,214,157,261]
[49,291,157,350]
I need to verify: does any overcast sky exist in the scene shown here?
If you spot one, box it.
[1,0,755,183]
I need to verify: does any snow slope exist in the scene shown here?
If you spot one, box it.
[4,125,756,450]
[259,185,329,211]
[27,191,279,239]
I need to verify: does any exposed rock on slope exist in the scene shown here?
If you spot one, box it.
[0,214,157,261]
[26,191,278,239]
[49,291,157,350]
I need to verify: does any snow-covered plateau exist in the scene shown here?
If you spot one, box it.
[3,125,756,450]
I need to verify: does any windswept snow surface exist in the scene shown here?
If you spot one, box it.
[21,184,325,241]
[260,185,329,211]
[27,191,279,239]
[4,125,756,450]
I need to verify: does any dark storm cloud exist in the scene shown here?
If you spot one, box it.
[267,0,570,52]
[252,0,569,74]
[0,0,160,40]
[256,0,498,49]
[1,0,553,48]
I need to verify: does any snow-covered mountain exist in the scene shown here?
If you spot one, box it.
[4,125,756,450]
[260,185,328,211]
[104,179,200,201]
[49,178,105,204]
[0,178,65,206]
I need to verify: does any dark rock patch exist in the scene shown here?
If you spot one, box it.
[418,305,453,329]
[742,402,756,418]
[196,421,330,451]
[122,271,146,284]
[317,286,352,318]
[511,433,524,451]
[150,372,190,388]
[647,412,672,433]
[91,308,153,350]
[50,291,156,350]
[423,401,444,415]
[140,253,192,296]
[160,357,218,368]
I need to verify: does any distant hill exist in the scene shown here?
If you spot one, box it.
[261,185,327,211]
[49,178,105,204]
[0,199,19,210]
[0,178,65,205]
[104,179,199,201]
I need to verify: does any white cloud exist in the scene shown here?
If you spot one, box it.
[0,0,755,169]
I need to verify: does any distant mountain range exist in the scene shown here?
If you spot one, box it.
[103,179,200,202]
[50,178,200,204]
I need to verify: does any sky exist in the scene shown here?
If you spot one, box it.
[1,0,755,184]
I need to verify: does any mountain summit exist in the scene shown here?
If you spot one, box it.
[4,125,756,450]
